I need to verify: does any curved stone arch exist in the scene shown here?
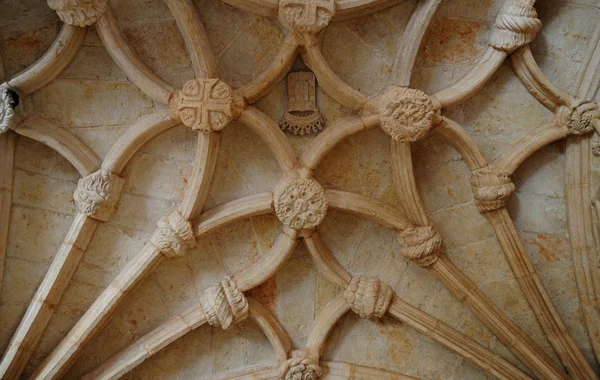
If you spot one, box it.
[81,296,293,379]
[0,0,599,379]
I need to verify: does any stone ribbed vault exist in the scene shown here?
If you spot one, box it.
[0,0,600,379]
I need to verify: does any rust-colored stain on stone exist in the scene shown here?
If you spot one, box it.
[1,25,59,73]
[249,275,277,314]
[378,320,415,362]
[2,25,56,52]
[531,234,569,263]
[420,17,484,66]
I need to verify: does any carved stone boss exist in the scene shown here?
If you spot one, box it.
[280,72,325,136]
[278,0,335,33]
[73,169,125,222]
[0,86,18,135]
[273,177,328,230]
[379,86,440,142]
[170,78,234,133]
[47,0,109,27]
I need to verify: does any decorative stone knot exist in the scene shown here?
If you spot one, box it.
[397,226,442,267]
[378,87,439,143]
[150,210,196,258]
[200,277,248,330]
[169,78,234,133]
[566,99,599,136]
[0,86,18,135]
[344,277,393,319]
[282,351,322,380]
[47,0,108,27]
[274,177,328,230]
[278,0,335,33]
[470,165,515,212]
[490,1,542,53]
[73,169,124,221]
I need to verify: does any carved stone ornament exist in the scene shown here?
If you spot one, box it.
[169,78,233,133]
[200,276,248,330]
[567,99,600,136]
[73,169,125,221]
[593,136,600,157]
[470,165,515,213]
[278,0,335,33]
[397,226,442,267]
[489,1,542,53]
[280,72,325,136]
[282,351,322,380]
[344,277,393,319]
[274,178,328,230]
[47,0,108,27]
[150,210,197,258]
[379,87,438,142]
[0,86,18,135]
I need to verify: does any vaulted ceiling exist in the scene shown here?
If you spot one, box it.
[0,0,600,379]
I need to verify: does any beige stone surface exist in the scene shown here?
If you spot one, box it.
[0,0,599,379]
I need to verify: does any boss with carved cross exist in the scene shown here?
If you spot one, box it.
[278,0,335,33]
[169,78,234,133]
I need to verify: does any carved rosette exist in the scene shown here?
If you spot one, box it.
[470,165,515,213]
[278,0,335,33]
[47,0,108,27]
[282,352,322,380]
[490,1,542,52]
[397,226,442,267]
[379,87,438,142]
[200,277,248,330]
[566,99,599,136]
[150,210,196,258]
[274,178,328,230]
[0,86,18,135]
[73,169,124,221]
[169,78,233,133]
[344,277,393,319]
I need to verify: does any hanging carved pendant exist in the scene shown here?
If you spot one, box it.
[280,71,325,136]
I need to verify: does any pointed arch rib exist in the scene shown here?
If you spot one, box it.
[81,252,295,379]
[164,0,220,78]
[7,24,85,95]
[96,6,175,104]
[82,297,291,380]
[324,190,410,231]
[566,16,600,367]
[13,115,101,177]
[236,33,299,104]
[193,193,274,237]
[301,35,376,112]
[510,46,572,111]
[30,192,277,379]
[432,47,507,109]
[238,107,298,173]
[300,115,379,170]
[390,0,443,86]
[102,109,180,174]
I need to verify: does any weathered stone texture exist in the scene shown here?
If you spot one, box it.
[1,0,599,378]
